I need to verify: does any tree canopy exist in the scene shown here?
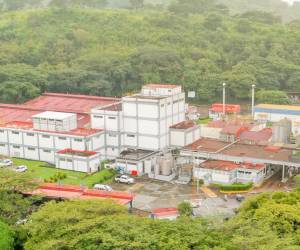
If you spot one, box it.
[0,220,14,250]
[0,6,298,103]
[256,90,291,104]
[24,199,226,250]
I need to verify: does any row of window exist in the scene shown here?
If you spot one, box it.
[94,115,116,120]
[1,131,85,142]
[9,145,51,153]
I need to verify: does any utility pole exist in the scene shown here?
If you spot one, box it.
[222,82,226,116]
[251,84,256,119]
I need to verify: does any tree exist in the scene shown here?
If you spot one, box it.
[177,201,193,217]
[256,90,290,104]
[0,220,14,250]
[25,199,226,249]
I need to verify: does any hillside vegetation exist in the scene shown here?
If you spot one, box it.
[0,3,300,103]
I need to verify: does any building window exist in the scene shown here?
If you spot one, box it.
[0,144,5,147]
[42,135,50,139]
[12,131,19,135]
[0,130,4,133]
[108,133,117,137]
[161,104,164,107]
[26,133,34,137]
[43,149,51,153]
[67,159,72,162]
[94,115,103,119]
[74,138,83,142]
[58,137,67,140]
[13,145,20,149]
[127,134,135,138]
[108,117,116,120]
[28,147,35,151]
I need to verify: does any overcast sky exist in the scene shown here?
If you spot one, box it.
[282,0,300,4]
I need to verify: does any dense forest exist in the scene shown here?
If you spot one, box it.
[0,0,299,104]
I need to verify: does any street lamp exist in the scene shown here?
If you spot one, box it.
[222,82,226,116]
[251,84,256,119]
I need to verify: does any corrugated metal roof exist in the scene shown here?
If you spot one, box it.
[255,104,300,111]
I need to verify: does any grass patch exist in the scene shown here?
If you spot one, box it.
[12,158,116,188]
[197,117,212,125]
[215,182,253,192]
[294,151,300,158]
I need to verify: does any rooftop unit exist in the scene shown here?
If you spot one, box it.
[141,84,182,96]
[32,111,77,132]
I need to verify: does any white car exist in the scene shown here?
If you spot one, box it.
[14,165,28,173]
[93,184,113,192]
[0,159,13,167]
[115,175,135,184]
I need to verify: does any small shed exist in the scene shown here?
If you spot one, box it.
[169,121,200,147]
[55,148,101,173]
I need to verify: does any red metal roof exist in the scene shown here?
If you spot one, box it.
[24,92,120,114]
[222,125,249,137]
[29,183,134,205]
[143,83,179,89]
[200,160,266,171]
[210,103,241,113]
[184,138,293,162]
[0,121,102,136]
[170,120,197,130]
[201,160,239,171]
[0,93,120,128]
[240,128,272,142]
[152,207,179,217]
[57,148,98,156]
[1,121,33,129]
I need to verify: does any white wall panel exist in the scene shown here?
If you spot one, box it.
[124,118,137,133]
[138,104,158,118]
[0,130,7,143]
[139,120,159,135]
[123,102,136,116]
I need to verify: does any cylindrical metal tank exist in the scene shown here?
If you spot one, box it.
[160,159,172,176]
[154,164,160,176]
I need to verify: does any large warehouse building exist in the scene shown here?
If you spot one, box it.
[254,104,300,122]
[0,84,186,173]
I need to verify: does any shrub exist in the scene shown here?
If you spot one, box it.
[44,172,67,183]
[217,182,253,192]
[177,201,193,217]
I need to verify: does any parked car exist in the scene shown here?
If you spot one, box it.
[185,199,202,208]
[93,184,113,192]
[0,159,13,167]
[14,165,28,173]
[236,194,245,202]
[115,175,135,184]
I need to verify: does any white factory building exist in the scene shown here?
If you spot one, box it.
[0,84,187,173]
[121,84,185,151]
[91,83,186,153]
[0,117,105,165]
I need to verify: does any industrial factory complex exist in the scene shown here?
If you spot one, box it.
[0,84,300,186]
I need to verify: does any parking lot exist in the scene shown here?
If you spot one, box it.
[110,178,241,217]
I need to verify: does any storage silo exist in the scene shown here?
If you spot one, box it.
[272,118,292,144]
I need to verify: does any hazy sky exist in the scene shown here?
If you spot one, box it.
[282,0,300,4]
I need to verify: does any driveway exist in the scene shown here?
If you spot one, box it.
[110,178,241,217]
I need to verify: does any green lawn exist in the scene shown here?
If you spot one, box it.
[197,117,212,125]
[12,158,116,188]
